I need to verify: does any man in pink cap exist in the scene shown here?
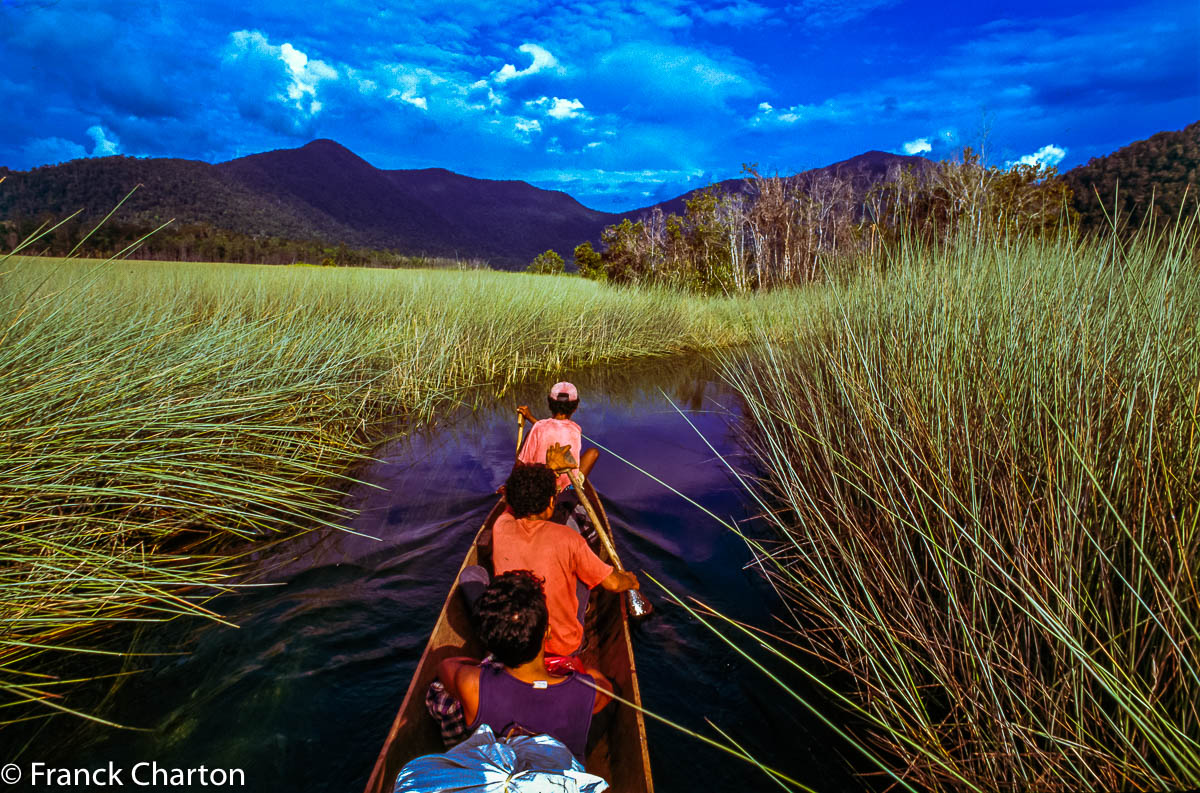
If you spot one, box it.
[517,381,599,494]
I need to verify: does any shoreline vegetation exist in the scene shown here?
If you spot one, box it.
[0,255,821,727]
[719,224,1200,790]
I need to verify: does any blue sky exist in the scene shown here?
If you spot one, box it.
[1,0,1196,211]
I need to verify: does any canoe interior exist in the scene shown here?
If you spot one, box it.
[364,483,653,793]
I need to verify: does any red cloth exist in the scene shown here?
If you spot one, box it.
[518,418,582,492]
[492,512,613,656]
[544,655,587,675]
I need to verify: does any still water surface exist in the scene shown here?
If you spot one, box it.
[19,359,853,792]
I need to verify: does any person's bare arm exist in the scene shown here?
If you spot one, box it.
[579,447,600,477]
[517,405,538,423]
[436,656,482,724]
[584,667,614,713]
[598,569,639,592]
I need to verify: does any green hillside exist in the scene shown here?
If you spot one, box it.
[1063,121,1199,233]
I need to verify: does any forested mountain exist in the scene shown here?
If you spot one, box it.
[216,140,612,264]
[0,140,613,268]
[634,150,933,218]
[1062,121,1199,233]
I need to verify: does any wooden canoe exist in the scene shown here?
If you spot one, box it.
[363,479,654,793]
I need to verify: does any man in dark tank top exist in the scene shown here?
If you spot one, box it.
[436,571,614,761]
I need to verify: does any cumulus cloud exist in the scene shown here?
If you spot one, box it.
[19,124,123,167]
[87,125,121,156]
[513,117,542,137]
[751,99,846,126]
[375,65,444,111]
[494,43,559,83]
[902,137,932,154]
[225,31,337,117]
[527,96,586,120]
[467,79,502,109]
[1009,144,1067,169]
[897,128,956,156]
[279,42,337,110]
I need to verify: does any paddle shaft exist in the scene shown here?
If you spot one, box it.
[565,469,623,570]
[516,412,526,455]
[566,468,653,619]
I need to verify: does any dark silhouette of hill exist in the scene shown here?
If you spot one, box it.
[216,140,613,265]
[1061,121,1199,234]
[0,155,333,240]
[0,140,614,268]
[629,150,934,218]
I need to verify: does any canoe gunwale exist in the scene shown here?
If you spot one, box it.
[363,483,653,793]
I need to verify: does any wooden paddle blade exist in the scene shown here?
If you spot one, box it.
[544,442,578,473]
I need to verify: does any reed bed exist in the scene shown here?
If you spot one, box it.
[723,228,1200,790]
[0,255,814,725]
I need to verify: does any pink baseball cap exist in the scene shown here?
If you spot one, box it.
[549,381,579,401]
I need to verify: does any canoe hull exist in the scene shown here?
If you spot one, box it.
[363,484,653,793]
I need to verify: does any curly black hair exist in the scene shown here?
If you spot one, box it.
[474,570,549,667]
[547,394,580,417]
[505,461,557,519]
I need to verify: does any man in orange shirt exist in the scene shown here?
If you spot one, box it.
[492,461,639,657]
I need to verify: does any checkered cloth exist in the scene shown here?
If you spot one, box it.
[425,681,469,748]
[425,659,506,748]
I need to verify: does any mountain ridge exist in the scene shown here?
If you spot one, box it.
[5,125,1189,267]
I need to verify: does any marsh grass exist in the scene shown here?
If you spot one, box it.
[0,254,817,725]
[722,226,1200,790]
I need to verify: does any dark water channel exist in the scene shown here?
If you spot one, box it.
[15,358,855,792]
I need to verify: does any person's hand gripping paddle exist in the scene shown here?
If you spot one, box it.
[544,443,653,619]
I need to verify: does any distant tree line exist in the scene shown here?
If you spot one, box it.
[558,150,1077,294]
[0,214,478,269]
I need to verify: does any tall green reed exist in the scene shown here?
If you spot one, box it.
[0,254,811,725]
[722,226,1200,790]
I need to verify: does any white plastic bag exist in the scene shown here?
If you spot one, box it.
[393,724,609,793]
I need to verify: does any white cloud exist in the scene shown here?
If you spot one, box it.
[21,125,122,167]
[375,64,450,113]
[902,137,932,154]
[494,43,559,83]
[226,31,337,116]
[387,89,427,109]
[467,79,502,109]
[751,98,845,126]
[527,96,586,120]
[86,125,120,156]
[514,117,541,136]
[1009,144,1067,169]
[279,42,337,108]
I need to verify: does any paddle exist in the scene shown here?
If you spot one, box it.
[544,443,653,619]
